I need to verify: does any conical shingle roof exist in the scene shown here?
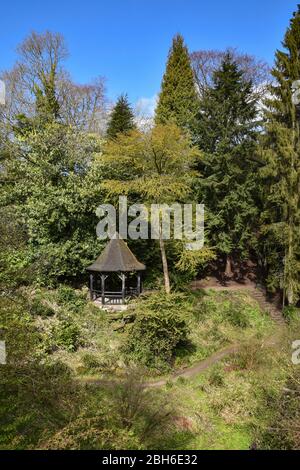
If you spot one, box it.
[86,234,146,272]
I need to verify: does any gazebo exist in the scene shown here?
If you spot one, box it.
[86,234,146,305]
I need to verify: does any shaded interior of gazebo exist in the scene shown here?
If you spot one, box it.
[86,234,146,305]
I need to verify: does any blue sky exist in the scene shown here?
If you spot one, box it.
[0,0,298,112]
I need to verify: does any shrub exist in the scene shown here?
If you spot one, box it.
[124,293,189,371]
[208,365,225,387]
[29,298,55,318]
[56,285,86,313]
[53,319,82,352]
[283,306,300,324]
[107,368,176,447]
[81,353,102,372]
[232,340,267,370]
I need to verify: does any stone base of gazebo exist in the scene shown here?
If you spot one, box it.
[93,299,128,312]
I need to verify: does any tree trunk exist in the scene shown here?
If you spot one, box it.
[285,225,295,306]
[159,225,170,294]
[225,254,233,278]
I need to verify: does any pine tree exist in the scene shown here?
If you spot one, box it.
[196,54,260,276]
[261,6,300,305]
[155,34,200,134]
[106,94,135,139]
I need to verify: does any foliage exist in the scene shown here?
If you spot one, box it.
[282,305,300,323]
[190,47,270,97]
[100,123,202,292]
[208,364,225,387]
[155,34,200,135]
[0,122,103,284]
[124,292,190,370]
[0,296,81,449]
[260,5,300,304]
[52,319,82,352]
[81,353,103,373]
[195,54,260,274]
[29,297,56,318]
[222,298,250,328]
[56,285,87,313]
[174,243,216,279]
[232,339,268,370]
[106,94,136,139]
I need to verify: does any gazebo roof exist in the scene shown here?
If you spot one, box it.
[86,233,146,272]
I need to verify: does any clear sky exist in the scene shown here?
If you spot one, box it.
[0,0,298,113]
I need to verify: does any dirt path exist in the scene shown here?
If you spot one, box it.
[82,335,281,390]
[81,281,285,389]
[145,344,240,388]
[81,344,240,389]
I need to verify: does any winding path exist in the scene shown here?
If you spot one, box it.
[82,282,285,389]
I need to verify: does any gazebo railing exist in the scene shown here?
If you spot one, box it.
[89,271,142,305]
[91,290,131,305]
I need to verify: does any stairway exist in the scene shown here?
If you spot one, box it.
[249,288,285,325]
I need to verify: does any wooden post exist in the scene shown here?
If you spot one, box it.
[101,274,106,305]
[121,273,126,304]
[137,272,141,295]
[89,273,94,300]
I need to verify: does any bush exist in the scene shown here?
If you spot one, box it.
[124,293,189,371]
[283,306,300,324]
[232,340,267,370]
[81,353,103,372]
[29,298,55,318]
[52,319,82,352]
[56,285,86,313]
[208,365,225,387]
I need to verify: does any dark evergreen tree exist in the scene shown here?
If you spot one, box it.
[261,5,300,305]
[155,34,200,134]
[196,54,260,276]
[106,94,135,139]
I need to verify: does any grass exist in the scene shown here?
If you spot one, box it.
[3,284,291,449]
[171,288,275,369]
[150,338,287,450]
[25,284,276,381]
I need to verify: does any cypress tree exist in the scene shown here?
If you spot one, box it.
[155,34,200,134]
[196,54,260,276]
[261,6,300,305]
[106,94,135,139]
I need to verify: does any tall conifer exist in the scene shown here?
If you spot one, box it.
[196,54,259,276]
[155,34,200,134]
[261,6,300,304]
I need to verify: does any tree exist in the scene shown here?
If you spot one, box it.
[0,121,103,284]
[190,48,270,98]
[260,5,300,305]
[58,75,106,134]
[196,54,260,276]
[100,124,201,293]
[155,34,200,135]
[0,31,106,134]
[0,31,109,286]
[16,31,67,124]
[106,94,135,139]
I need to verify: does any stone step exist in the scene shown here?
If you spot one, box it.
[249,288,285,324]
